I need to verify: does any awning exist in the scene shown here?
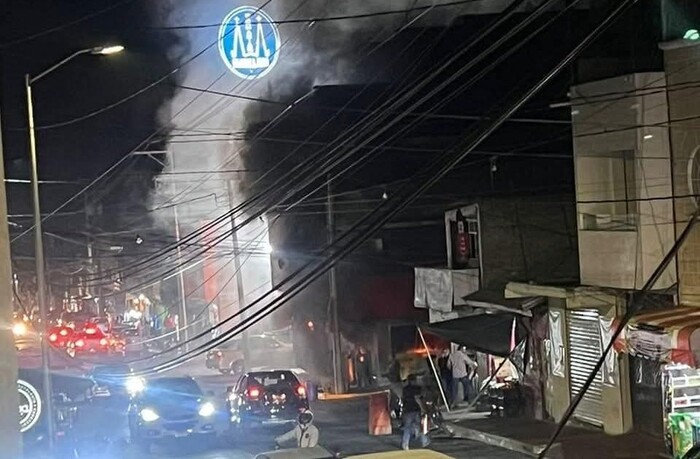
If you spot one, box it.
[462,288,544,317]
[614,306,700,366]
[421,313,526,357]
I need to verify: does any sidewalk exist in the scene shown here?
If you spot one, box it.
[444,412,668,459]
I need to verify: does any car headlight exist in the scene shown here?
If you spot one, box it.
[126,376,145,395]
[139,408,159,422]
[198,402,215,417]
[13,322,27,337]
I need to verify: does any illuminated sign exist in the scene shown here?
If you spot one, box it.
[18,379,42,433]
[218,6,281,79]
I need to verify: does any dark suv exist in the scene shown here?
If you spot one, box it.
[128,377,217,452]
[227,370,309,432]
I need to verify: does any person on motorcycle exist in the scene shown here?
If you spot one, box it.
[274,410,319,448]
[401,374,430,450]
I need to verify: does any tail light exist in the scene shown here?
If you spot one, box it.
[49,334,57,342]
[75,339,85,348]
[296,385,307,398]
[100,338,108,346]
[85,328,96,335]
[247,387,262,400]
[59,329,68,337]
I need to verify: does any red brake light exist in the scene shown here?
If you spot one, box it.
[99,338,108,346]
[75,339,85,347]
[59,329,68,336]
[85,328,96,335]
[49,334,57,342]
[247,387,261,399]
[296,385,307,398]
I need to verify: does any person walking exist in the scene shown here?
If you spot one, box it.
[448,346,478,407]
[401,374,430,451]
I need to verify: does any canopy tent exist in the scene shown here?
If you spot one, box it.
[614,306,700,366]
[421,313,526,357]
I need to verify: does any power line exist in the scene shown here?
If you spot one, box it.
[128,0,578,371]
[9,0,283,244]
[147,0,486,30]
[9,0,274,131]
[134,0,632,376]
[92,1,446,285]
[0,0,137,48]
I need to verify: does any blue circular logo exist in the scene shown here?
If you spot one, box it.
[218,6,281,79]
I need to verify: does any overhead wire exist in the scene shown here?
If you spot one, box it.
[10,0,287,245]
[0,0,137,48]
[82,0,446,285]
[135,0,635,376]
[127,0,577,371]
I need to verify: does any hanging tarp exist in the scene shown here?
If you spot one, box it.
[421,313,526,357]
[614,306,700,366]
[414,268,479,311]
[548,310,565,378]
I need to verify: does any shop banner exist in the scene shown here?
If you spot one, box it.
[598,316,619,386]
[548,310,565,378]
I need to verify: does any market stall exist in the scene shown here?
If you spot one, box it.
[614,306,700,458]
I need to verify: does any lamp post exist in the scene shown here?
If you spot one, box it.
[25,44,123,448]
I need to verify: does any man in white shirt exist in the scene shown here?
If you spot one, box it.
[274,410,319,448]
[447,346,478,407]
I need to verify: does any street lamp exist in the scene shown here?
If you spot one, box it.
[24,44,124,448]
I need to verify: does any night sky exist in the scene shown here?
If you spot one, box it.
[1,0,177,238]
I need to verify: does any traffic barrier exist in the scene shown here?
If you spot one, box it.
[368,390,392,436]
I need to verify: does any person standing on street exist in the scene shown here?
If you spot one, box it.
[437,349,452,406]
[401,374,430,450]
[448,346,478,407]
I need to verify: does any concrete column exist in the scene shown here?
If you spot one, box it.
[600,299,633,435]
[546,300,571,422]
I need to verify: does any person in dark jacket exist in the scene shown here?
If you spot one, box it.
[437,349,452,406]
[401,374,430,450]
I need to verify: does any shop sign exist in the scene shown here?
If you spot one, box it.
[18,379,42,433]
[218,5,281,79]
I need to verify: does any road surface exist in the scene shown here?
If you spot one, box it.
[30,357,526,458]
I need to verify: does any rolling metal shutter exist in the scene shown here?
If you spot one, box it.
[567,309,604,426]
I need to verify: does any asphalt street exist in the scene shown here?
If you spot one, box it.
[59,358,528,459]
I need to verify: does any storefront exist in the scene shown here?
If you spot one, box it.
[614,306,700,457]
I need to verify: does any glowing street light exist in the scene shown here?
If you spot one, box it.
[92,45,125,55]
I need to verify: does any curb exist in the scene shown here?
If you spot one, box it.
[444,422,563,459]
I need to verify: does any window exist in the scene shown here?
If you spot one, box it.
[577,150,637,231]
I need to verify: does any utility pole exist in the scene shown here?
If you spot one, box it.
[326,177,344,394]
[171,154,188,349]
[25,74,55,449]
[0,109,22,457]
[227,180,249,364]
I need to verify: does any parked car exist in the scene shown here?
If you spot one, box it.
[207,334,296,375]
[227,370,309,432]
[47,326,74,349]
[120,327,145,355]
[88,364,132,398]
[206,339,245,374]
[66,326,113,357]
[128,376,217,452]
